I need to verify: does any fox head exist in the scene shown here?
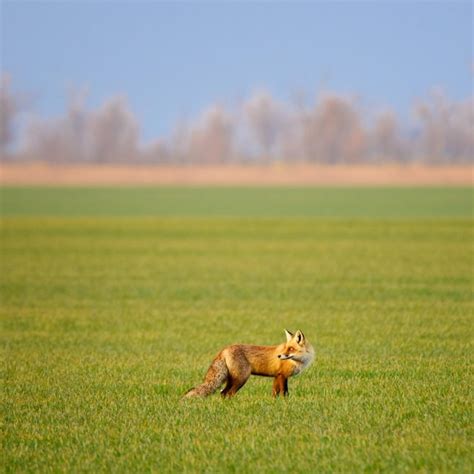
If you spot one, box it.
[278,329,314,366]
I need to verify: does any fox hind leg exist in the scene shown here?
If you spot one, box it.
[220,349,252,398]
[223,374,250,398]
[222,366,251,398]
[221,376,233,397]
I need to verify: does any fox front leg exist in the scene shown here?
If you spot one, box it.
[272,374,289,397]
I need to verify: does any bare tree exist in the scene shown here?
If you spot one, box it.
[24,91,91,162]
[414,90,474,163]
[370,110,406,162]
[243,91,286,161]
[188,105,234,164]
[301,94,366,163]
[90,97,139,162]
[141,138,171,163]
[0,75,19,157]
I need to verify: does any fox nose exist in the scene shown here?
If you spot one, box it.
[277,354,282,359]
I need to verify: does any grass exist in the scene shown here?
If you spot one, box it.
[1,187,473,472]
[0,186,472,217]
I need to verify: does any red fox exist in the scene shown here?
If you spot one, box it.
[183,329,314,398]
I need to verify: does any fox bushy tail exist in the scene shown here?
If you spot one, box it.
[183,356,228,398]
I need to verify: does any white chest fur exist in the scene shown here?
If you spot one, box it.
[292,349,315,376]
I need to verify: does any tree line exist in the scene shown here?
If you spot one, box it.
[1,75,472,164]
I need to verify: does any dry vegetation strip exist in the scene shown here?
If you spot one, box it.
[0,163,472,186]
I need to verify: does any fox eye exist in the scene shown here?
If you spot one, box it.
[288,347,295,352]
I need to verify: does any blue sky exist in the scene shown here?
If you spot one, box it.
[3,1,473,142]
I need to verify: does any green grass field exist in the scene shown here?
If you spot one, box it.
[1,187,473,472]
[1,186,472,217]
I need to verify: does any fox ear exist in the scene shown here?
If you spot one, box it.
[284,329,294,342]
[295,330,305,344]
